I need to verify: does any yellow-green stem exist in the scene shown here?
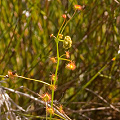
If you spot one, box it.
[50,41,60,119]
[57,19,66,37]
[46,102,48,120]
[60,10,76,34]
[58,39,64,42]
[17,76,51,86]
[59,58,71,62]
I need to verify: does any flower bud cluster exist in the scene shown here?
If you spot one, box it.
[63,36,72,49]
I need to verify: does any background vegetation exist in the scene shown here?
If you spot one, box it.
[0,0,120,119]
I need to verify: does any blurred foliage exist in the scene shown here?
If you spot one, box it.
[0,0,120,119]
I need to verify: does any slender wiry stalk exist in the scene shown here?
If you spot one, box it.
[51,41,59,107]
[50,17,67,120]
[46,102,48,120]
[50,41,60,120]
[59,58,71,62]
[17,75,51,86]
[60,10,76,34]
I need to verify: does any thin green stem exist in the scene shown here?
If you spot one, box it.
[50,41,60,119]
[60,54,66,58]
[57,19,66,38]
[46,102,48,120]
[58,39,64,42]
[17,75,50,86]
[60,10,76,34]
[59,58,71,62]
[51,42,59,106]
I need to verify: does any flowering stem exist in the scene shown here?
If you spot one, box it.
[51,42,59,106]
[50,40,60,119]
[50,10,77,120]
[50,16,66,112]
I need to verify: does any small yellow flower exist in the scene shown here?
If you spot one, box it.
[74,5,83,10]
[51,74,57,81]
[58,34,63,39]
[66,61,76,70]
[49,85,57,91]
[112,57,116,61]
[47,108,54,115]
[41,93,51,102]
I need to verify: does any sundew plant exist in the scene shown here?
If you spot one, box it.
[1,0,120,119]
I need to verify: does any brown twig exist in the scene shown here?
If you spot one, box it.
[85,88,120,112]
[114,0,120,4]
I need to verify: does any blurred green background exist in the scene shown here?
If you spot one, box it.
[0,0,120,119]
